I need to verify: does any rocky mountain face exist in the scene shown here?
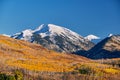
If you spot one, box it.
[11,24,94,53]
[86,35,120,59]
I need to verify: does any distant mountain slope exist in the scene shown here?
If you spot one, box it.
[86,35,120,59]
[0,35,90,72]
[11,24,94,53]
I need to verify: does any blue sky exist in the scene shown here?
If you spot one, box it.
[0,0,120,39]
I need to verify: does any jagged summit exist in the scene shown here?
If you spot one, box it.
[11,24,94,53]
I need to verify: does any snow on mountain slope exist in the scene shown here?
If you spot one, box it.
[33,24,83,41]
[22,29,33,41]
[11,24,94,53]
[85,34,100,41]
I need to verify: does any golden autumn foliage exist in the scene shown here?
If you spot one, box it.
[104,68,120,74]
[0,35,120,80]
[0,35,90,72]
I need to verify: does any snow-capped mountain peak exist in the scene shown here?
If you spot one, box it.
[38,24,67,36]
[47,24,73,34]
[47,24,81,39]
[32,24,82,41]
[85,34,100,41]
[48,24,66,34]
[11,24,94,53]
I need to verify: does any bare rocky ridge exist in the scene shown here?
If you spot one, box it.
[86,35,120,59]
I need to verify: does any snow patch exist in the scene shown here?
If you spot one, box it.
[40,33,48,38]
[22,29,33,41]
[33,24,44,33]
[108,34,113,37]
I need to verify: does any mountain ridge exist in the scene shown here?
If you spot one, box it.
[86,35,120,59]
[11,24,94,53]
